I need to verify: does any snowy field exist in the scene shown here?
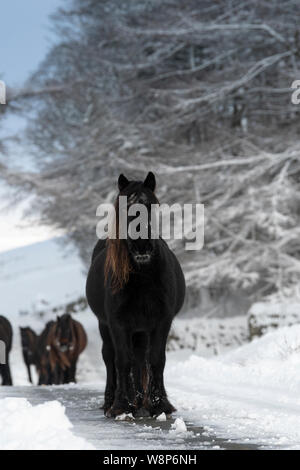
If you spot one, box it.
[1,239,300,449]
[0,237,85,316]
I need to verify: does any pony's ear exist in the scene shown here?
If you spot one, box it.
[143,172,156,192]
[56,315,60,322]
[118,174,129,192]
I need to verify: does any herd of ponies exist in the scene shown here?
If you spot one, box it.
[0,313,87,386]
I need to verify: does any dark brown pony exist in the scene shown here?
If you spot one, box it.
[0,315,13,386]
[35,321,63,385]
[54,314,87,383]
[20,327,38,383]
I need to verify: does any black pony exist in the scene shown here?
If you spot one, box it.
[0,315,13,385]
[86,172,185,418]
[20,326,38,383]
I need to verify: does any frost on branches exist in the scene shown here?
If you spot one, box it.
[2,1,300,302]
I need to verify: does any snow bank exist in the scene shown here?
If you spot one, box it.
[0,398,94,450]
[248,301,300,338]
[168,316,248,356]
[166,324,300,449]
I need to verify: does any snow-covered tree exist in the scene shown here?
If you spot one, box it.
[3,0,300,300]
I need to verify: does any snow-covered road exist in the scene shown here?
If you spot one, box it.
[2,240,300,449]
[4,306,300,450]
[0,385,259,450]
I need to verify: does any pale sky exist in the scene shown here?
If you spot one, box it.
[0,0,63,253]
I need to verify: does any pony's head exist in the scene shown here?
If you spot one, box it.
[55,314,74,353]
[105,172,159,291]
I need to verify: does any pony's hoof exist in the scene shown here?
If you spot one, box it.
[106,408,131,418]
[105,407,114,418]
[150,398,176,417]
[134,407,151,418]
[101,401,113,412]
[105,401,134,418]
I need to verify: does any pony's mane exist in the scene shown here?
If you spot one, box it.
[104,196,132,292]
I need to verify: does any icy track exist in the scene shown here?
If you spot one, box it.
[3,305,300,449]
[0,386,258,450]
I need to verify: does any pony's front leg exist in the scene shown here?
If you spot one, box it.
[69,360,77,383]
[106,327,135,418]
[26,363,33,384]
[99,323,116,413]
[1,363,12,386]
[132,332,150,416]
[148,319,176,417]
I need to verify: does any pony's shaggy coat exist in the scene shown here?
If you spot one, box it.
[35,315,87,385]
[86,172,185,418]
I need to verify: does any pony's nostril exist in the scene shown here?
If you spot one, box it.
[134,253,151,263]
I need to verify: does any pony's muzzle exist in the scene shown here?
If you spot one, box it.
[134,253,151,263]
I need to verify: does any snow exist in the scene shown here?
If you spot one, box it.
[156,413,167,422]
[7,304,300,448]
[166,325,300,449]
[168,315,248,355]
[250,301,300,316]
[170,418,187,434]
[70,314,300,449]
[115,413,135,421]
[0,398,94,450]
[248,301,300,337]
[3,238,300,449]
[0,237,85,317]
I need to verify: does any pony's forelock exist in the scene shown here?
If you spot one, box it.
[104,197,132,292]
[104,184,159,292]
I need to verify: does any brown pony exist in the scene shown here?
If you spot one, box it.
[35,320,71,385]
[35,321,58,385]
[54,314,87,383]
